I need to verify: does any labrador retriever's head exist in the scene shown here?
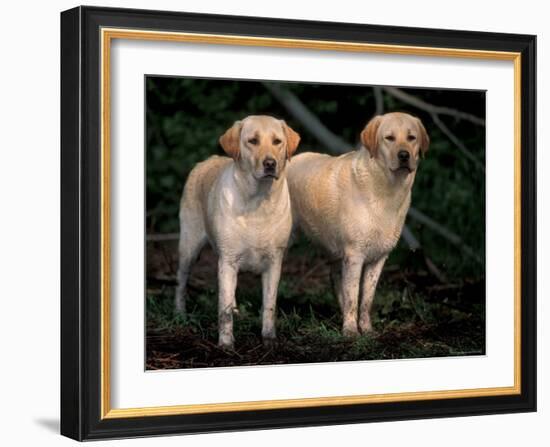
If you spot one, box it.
[360,112,429,175]
[219,115,300,180]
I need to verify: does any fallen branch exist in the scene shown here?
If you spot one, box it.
[147,232,179,241]
[402,225,446,283]
[263,82,351,154]
[401,224,421,251]
[373,86,385,115]
[432,114,485,172]
[408,207,482,264]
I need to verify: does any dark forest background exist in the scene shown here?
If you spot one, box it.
[145,77,486,369]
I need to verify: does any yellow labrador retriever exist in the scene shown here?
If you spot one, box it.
[288,112,429,337]
[175,115,300,348]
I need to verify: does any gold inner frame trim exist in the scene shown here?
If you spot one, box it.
[100,27,522,420]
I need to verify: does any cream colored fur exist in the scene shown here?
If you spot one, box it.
[287,112,429,336]
[175,115,300,348]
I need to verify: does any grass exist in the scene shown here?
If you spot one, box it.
[146,261,485,369]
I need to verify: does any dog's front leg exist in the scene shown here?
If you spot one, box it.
[261,254,283,345]
[218,258,238,348]
[358,256,387,334]
[341,253,364,337]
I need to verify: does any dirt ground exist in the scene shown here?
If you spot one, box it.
[146,239,485,370]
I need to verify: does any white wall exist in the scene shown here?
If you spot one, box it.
[0,0,545,445]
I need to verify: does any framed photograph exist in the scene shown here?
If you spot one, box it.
[60,5,536,441]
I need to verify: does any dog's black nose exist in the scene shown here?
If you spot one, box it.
[398,150,410,163]
[263,157,277,171]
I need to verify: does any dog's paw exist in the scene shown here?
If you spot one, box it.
[359,320,375,335]
[218,334,235,350]
[262,336,277,349]
[359,327,378,337]
[173,306,188,322]
[342,326,360,338]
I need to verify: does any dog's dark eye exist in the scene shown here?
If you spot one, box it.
[248,138,259,145]
[407,135,417,142]
[273,138,282,145]
[384,135,395,142]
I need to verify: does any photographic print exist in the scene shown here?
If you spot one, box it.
[61,7,536,440]
[145,77,486,370]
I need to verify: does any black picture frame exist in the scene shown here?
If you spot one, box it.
[61,5,536,441]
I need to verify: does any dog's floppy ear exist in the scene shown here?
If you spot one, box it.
[360,115,382,158]
[219,120,243,160]
[281,120,301,160]
[415,117,430,157]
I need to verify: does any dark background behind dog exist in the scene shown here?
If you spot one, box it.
[145,77,486,369]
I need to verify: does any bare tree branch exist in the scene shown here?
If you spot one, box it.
[432,114,485,172]
[263,82,351,154]
[401,225,446,282]
[147,232,179,242]
[373,86,385,115]
[401,225,420,251]
[382,86,485,126]
[408,207,482,264]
